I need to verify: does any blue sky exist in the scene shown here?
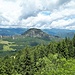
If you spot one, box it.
[0,0,75,29]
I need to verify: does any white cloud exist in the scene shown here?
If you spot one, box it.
[0,0,75,30]
[50,19,75,28]
[0,0,21,25]
[19,0,71,19]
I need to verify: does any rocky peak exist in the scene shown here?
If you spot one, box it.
[22,28,51,39]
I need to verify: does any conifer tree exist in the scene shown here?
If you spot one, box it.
[21,49,33,75]
[73,34,75,47]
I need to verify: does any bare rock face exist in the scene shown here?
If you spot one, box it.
[22,28,56,41]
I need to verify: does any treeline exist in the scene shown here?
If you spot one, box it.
[0,35,75,75]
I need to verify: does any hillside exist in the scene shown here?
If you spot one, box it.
[0,36,75,75]
[22,28,50,37]
[0,28,61,56]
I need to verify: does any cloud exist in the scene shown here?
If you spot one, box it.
[19,0,43,20]
[50,18,75,28]
[3,0,16,2]
[0,0,75,29]
[0,0,21,26]
[19,0,71,19]
[20,9,75,29]
[58,0,71,5]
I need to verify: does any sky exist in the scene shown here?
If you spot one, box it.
[0,0,75,29]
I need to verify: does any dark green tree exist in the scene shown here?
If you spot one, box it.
[20,49,33,75]
[72,34,75,47]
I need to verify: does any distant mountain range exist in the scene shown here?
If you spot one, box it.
[43,28,75,38]
[0,28,75,38]
[0,28,27,36]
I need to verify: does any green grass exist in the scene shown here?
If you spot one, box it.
[3,45,13,51]
[0,40,17,51]
[0,40,10,44]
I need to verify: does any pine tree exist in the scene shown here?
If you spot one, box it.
[68,41,74,57]
[73,34,75,47]
[21,49,33,75]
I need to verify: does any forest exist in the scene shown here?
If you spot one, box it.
[0,35,75,75]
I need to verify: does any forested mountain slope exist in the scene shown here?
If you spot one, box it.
[0,28,60,56]
[0,35,75,75]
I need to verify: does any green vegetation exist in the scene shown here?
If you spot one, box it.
[0,28,60,57]
[0,35,75,75]
[0,36,51,51]
[0,40,16,51]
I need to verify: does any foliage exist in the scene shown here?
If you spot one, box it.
[0,36,75,75]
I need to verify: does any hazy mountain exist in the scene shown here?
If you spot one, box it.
[43,28,75,38]
[0,28,27,36]
[0,28,75,38]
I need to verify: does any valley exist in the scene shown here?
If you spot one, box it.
[0,28,75,56]
[0,28,60,56]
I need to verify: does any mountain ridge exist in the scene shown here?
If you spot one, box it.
[0,28,75,38]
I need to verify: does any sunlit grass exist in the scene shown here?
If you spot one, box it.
[0,40,17,51]
[3,45,13,51]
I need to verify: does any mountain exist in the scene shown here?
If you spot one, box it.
[22,28,59,41]
[43,28,75,38]
[0,28,27,36]
[0,28,60,56]
[0,28,75,38]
